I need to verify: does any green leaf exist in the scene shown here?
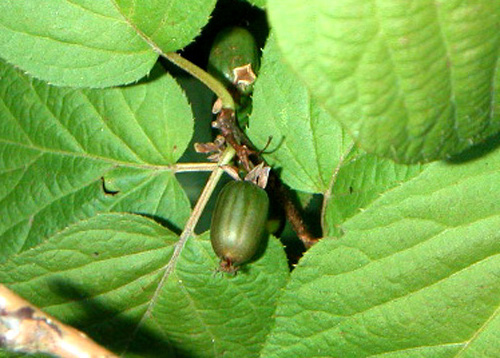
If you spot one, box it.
[0,0,158,88]
[248,33,353,194]
[0,213,289,357]
[261,138,500,357]
[322,149,425,237]
[113,0,217,53]
[0,59,192,262]
[267,0,500,163]
[248,36,426,234]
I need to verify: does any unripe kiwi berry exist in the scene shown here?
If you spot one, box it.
[207,27,260,95]
[210,180,269,272]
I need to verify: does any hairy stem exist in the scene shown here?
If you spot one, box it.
[267,170,318,248]
[164,52,235,110]
[167,146,235,270]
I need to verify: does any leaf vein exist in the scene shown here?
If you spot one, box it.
[118,90,166,161]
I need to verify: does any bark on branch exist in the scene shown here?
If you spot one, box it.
[0,285,117,358]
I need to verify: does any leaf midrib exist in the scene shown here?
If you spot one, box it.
[0,138,173,171]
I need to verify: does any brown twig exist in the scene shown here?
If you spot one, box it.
[212,107,318,248]
[267,171,319,248]
[212,108,255,171]
[0,285,117,358]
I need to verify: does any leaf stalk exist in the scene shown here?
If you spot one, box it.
[128,146,236,349]
[164,52,235,110]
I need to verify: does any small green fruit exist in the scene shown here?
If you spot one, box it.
[208,27,260,95]
[210,180,269,271]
